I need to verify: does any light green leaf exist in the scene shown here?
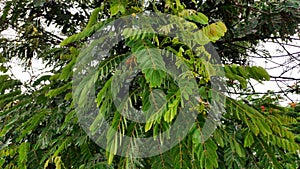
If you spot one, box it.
[234,140,245,157]
[185,12,208,25]
[18,142,29,168]
[244,132,254,147]
[110,1,126,16]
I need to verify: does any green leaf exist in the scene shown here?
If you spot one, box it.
[202,21,227,42]
[213,129,224,147]
[244,132,254,147]
[252,66,270,81]
[237,66,249,79]
[86,7,102,29]
[110,0,126,16]
[185,12,208,25]
[59,56,76,81]
[233,140,245,157]
[46,82,72,98]
[215,21,227,36]
[16,110,48,142]
[0,158,5,166]
[53,137,72,157]
[135,48,167,87]
[245,66,270,82]
[204,139,218,169]
[60,21,107,46]
[193,30,211,45]
[202,59,216,76]
[255,118,272,136]
[145,89,167,128]
[164,98,179,123]
[145,120,154,132]
[192,129,201,146]
[18,142,29,168]
[225,71,248,89]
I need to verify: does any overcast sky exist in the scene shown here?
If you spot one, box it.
[250,36,300,105]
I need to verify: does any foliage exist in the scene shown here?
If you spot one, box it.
[0,0,299,168]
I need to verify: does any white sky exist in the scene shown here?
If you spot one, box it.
[0,27,52,80]
[250,37,300,105]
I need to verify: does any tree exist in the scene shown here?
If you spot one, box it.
[0,0,299,168]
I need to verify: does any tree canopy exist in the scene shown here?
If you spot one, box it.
[0,0,299,168]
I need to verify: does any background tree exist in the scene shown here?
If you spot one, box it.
[0,0,299,168]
